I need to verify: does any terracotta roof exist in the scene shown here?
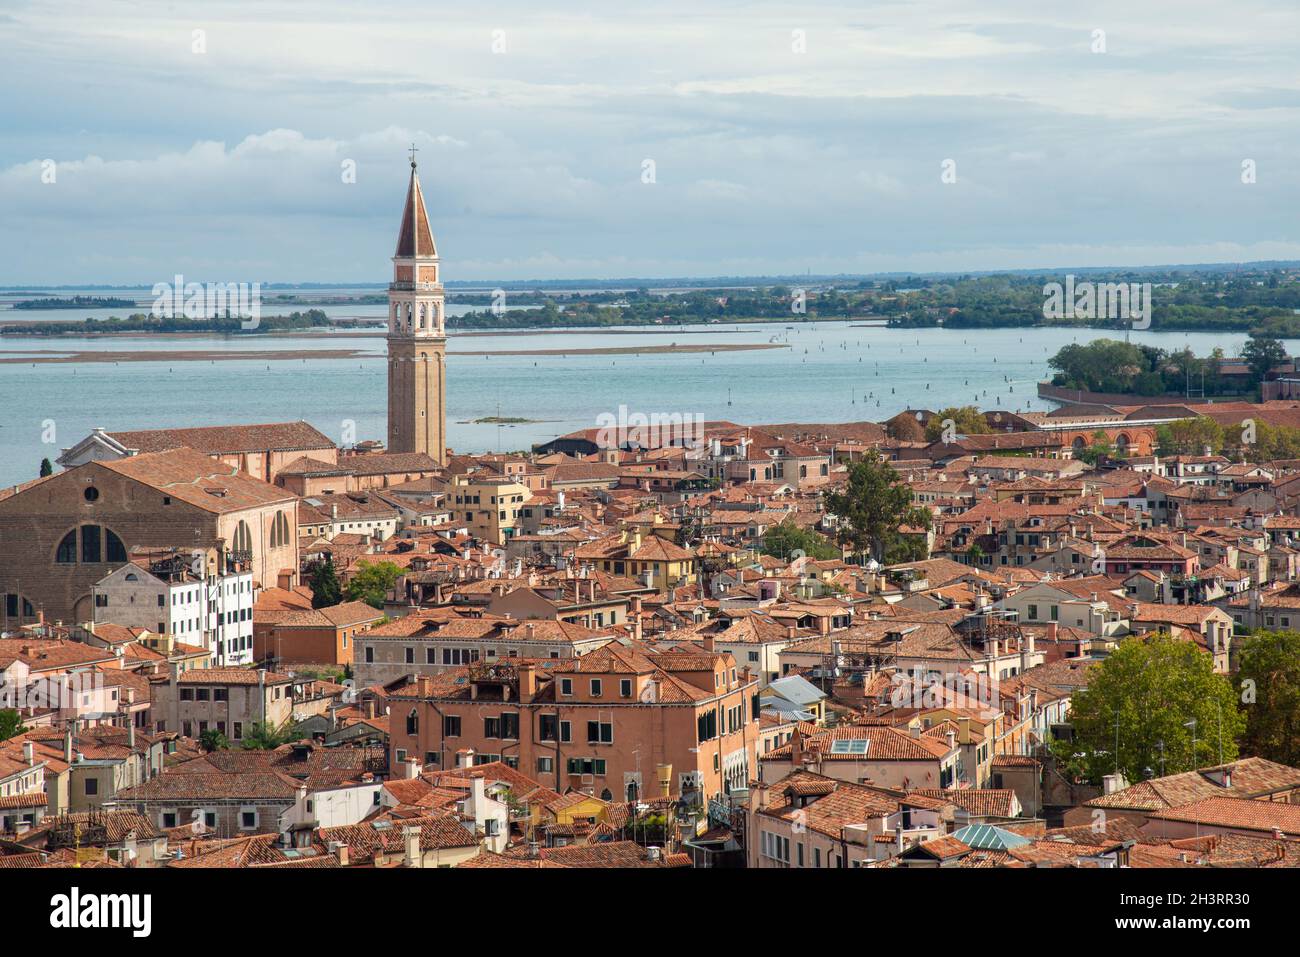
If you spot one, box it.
[106,421,333,455]
[97,447,296,513]
[1150,796,1300,834]
[1085,758,1300,812]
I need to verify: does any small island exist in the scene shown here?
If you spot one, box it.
[12,295,139,310]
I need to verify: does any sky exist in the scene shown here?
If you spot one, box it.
[2,0,1299,284]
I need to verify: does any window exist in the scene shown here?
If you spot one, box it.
[270,511,291,548]
[501,712,519,740]
[57,525,125,564]
[365,646,374,664]
[180,688,194,701]
[620,679,632,698]
[484,716,502,739]
[761,831,790,864]
[443,715,461,737]
[405,647,415,664]
[84,486,100,502]
[560,720,572,743]
[85,779,99,796]
[406,709,419,735]
[536,756,554,774]
[697,710,718,742]
[565,758,607,776]
[232,520,252,556]
[241,811,257,829]
[560,678,573,696]
[233,722,243,740]
[539,714,558,741]
[590,679,602,697]
[587,721,613,744]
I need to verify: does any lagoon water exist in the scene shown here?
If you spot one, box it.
[0,321,1270,490]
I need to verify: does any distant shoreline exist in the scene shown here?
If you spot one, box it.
[0,342,787,365]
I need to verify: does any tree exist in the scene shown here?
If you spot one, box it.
[1075,430,1114,465]
[0,709,27,742]
[884,412,926,442]
[308,556,343,609]
[344,560,404,609]
[1235,630,1300,768]
[1155,417,1225,456]
[240,719,301,750]
[1064,634,1245,784]
[760,518,841,561]
[38,458,52,477]
[924,406,990,441]
[822,450,931,564]
[199,729,229,752]
[1048,339,1151,393]
[1242,335,1287,387]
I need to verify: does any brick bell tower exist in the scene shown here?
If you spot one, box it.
[386,150,447,464]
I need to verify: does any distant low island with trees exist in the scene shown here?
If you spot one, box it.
[9,264,1300,336]
[1046,336,1289,398]
[0,308,344,336]
[12,295,139,310]
[442,266,1300,333]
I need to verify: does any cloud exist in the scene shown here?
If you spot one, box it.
[2,0,1300,282]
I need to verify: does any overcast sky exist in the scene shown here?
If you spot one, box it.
[3,0,1299,284]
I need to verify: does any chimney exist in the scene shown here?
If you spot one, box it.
[127,721,135,750]
[1044,623,1055,645]
[517,663,537,702]
[457,748,475,769]
[470,776,487,817]
[402,824,421,868]
[958,716,972,745]
[63,725,73,763]
[909,724,921,739]
[23,741,34,765]
[701,635,715,652]
[630,595,643,642]
[945,729,957,752]
[895,822,904,854]
[335,843,350,867]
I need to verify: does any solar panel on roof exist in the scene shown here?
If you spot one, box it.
[829,738,869,754]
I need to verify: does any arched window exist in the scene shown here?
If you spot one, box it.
[270,511,290,548]
[56,529,77,564]
[406,709,419,735]
[232,520,252,555]
[55,525,126,564]
[106,528,126,562]
[626,781,639,802]
[600,788,613,801]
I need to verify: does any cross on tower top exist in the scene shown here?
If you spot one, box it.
[409,143,419,168]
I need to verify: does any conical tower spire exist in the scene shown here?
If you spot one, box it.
[394,153,436,259]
